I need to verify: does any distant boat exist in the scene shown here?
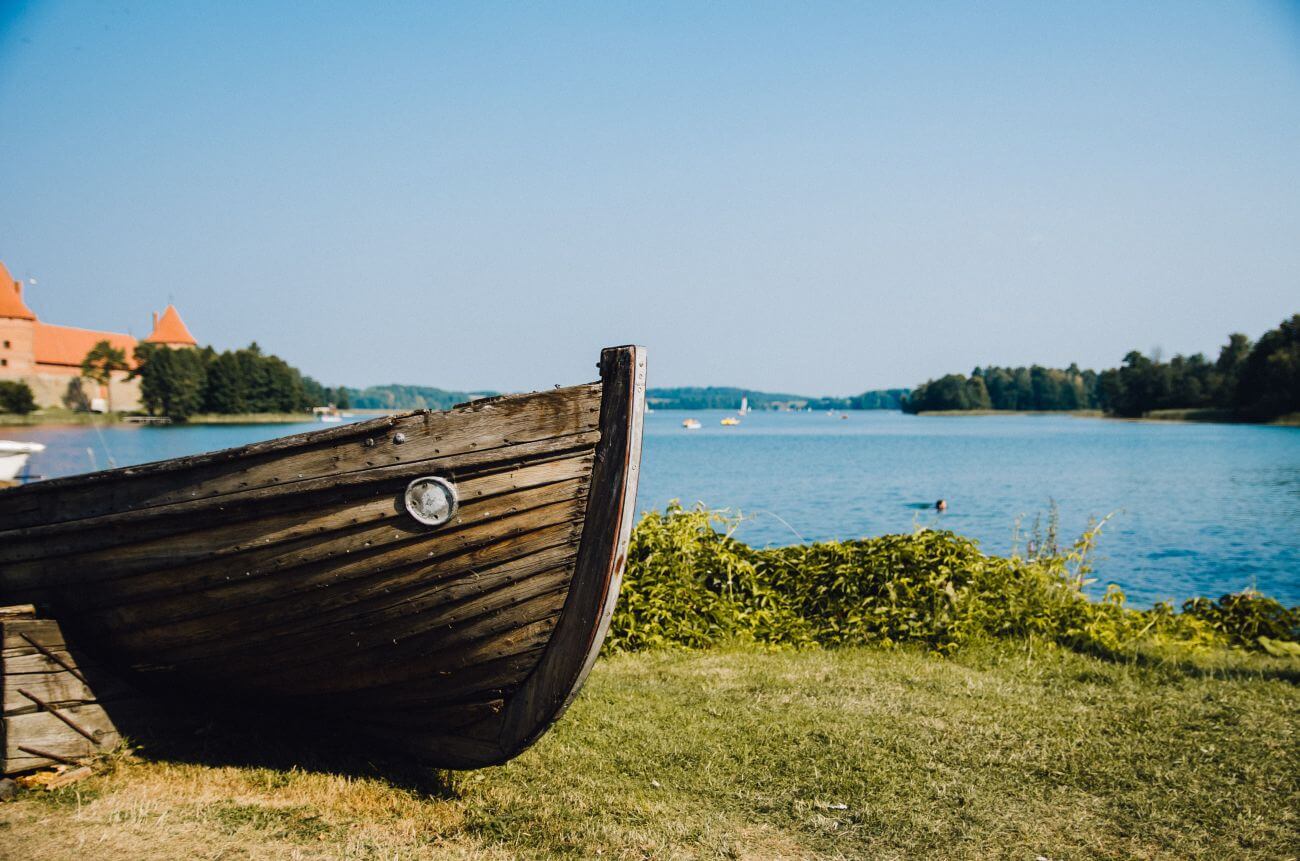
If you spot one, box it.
[0,440,44,483]
[314,405,344,423]
[739,397,749,415]
[682,418,702,430]
[720,416,740,426]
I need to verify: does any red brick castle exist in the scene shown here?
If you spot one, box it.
[0,259,197,411]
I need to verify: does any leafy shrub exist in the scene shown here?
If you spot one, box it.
[0,380,36,414]
[609,503,1297,657]
[1182,592,1300,648]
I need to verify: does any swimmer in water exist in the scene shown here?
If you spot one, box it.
[935,499,948,512]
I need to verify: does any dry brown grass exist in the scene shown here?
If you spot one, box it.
[2,644,1297,860]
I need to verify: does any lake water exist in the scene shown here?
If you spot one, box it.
[5,411,1298,606]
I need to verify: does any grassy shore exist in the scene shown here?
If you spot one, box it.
[0,409,320,427]
[2,643,1296,860]
[911,408,1300,426]
[913,409,1103,417]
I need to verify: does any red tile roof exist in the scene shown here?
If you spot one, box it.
[144,304,197,346]
[0,261,36,321]
[32,323,138,369]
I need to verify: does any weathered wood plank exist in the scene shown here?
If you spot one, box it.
[2,620,66,654]
[3,672,112,715]
[0,430,600,548]
[103,496,587,655]
[0,384,600,530]
[242,595,566,696]
[0,451,594,576]
[211,564,575,683]
[349,698,505,733]
[5,481,586,634]
[2,704,121,774]
[136,541,581,669]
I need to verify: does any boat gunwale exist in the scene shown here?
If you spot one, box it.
[1,385,596,497]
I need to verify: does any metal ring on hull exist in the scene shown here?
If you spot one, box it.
[403,476,459,527]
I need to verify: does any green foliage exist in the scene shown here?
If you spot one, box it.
[133,342,323,419]
[607,505,812,650]
[79,339,128,385]
[132,343,208,420]
[904,364,1099,413]
[646,386,910,411]
[1090,315,1297,421]
[0,380,36,414]
[344,383,494,411]
[79,339,130,411]
[1233,313,1300,420]
[609,504,1298,658]
[903,314,1299,422]
[1182,591,1300,648]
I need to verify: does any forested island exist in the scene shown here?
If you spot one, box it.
[903,313,1300,422]
[647,386,908,411]
[341,383,496,411]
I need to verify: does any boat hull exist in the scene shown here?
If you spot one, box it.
[0,346,646,767]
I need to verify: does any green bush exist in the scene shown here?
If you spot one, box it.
[1182,592,1300,650]
[608,503,1298,657]
[0,380,36,414]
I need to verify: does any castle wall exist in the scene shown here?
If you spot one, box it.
[0,317,35,375]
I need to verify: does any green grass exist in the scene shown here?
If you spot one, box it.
[3,643,1296,859]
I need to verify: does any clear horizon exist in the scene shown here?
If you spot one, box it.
[2,1,1298,396]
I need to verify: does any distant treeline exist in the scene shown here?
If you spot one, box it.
[904,365,1101,413]
[647,386,909,411]
[903,314,1300,422]
[341,384,496,411]
[133,343,342,420]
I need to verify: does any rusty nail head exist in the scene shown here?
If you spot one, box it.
[394,433,407,444]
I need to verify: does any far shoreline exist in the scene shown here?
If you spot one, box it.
[5,407,1298,429]
[0,410,386,428]
[911,407,1300,427]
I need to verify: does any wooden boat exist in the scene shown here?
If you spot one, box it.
[0,346,646,768]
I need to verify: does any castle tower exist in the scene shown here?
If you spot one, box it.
[0,260,37,376]
[144,304,197,349]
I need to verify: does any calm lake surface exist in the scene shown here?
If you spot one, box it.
[5,411,1298,606]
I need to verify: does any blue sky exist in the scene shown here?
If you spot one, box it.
[1,1,1298,394]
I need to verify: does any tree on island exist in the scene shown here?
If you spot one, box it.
[1233,314,1300,421]
[131,341,326,420]
[132,342,207,420]
[0,380,36,415]
[80,340,129,413]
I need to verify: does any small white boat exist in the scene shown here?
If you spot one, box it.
[739,396,749,415]
[682,418,702,430]
[0,440,44,482]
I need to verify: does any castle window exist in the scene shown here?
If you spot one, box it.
[2,340,8,348]
[1,358,7,367]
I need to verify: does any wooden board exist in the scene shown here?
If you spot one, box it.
[1,615,131,775]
